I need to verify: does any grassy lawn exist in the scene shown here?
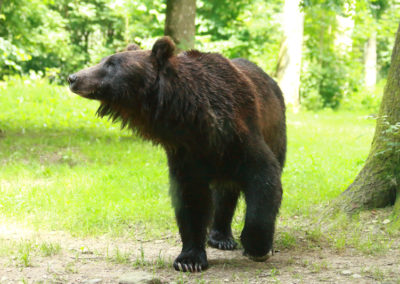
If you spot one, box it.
[0,79,376,241]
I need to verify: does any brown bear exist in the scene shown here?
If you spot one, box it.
[68,37,286,272]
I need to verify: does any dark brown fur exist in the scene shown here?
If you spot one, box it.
[68,37,286,272]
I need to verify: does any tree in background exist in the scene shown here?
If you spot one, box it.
[275,0,304,112]
[165,0,196,51]
[301,1,352,109]
[357,0,389,89]
[364,30,377,88]
[338,22,400,217]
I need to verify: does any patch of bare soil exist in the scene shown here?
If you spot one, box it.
[0,223,399,283]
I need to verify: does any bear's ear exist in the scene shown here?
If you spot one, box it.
[125,43,141,51]
[151,36,175,66]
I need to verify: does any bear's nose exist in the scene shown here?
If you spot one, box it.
[68,74,77,84]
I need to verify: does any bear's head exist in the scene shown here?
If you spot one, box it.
[68,37,176,102]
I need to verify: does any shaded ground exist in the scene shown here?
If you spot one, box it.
[0,222,399,283]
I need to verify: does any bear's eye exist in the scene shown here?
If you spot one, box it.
[106,61,115,68]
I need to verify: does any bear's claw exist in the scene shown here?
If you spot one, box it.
[173,248,208,273]
[208,230,238,251]
[174,261,205,272]
[208,237,237,250]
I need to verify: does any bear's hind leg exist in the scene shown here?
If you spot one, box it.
[208,182,240,250]
[239,143,282,261]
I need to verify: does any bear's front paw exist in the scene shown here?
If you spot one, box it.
[173,248,208,272]
[240,223,273,260]
[208,230,237,250]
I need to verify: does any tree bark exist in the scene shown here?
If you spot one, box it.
[339,23,400,214]
[165,0,196,52]
[365,30,377,89]
[275,0,304,112]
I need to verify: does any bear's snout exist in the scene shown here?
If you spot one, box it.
[68,71,95,97]
[68,73,82,95]
[68,64,104,98]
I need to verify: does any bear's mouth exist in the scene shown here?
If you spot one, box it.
[69,84,98,99]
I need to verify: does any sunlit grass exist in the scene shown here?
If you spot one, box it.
[0,79,376,239]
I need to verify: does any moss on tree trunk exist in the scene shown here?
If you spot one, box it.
[339,23,400,215]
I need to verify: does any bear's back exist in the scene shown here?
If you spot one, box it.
[231,58,286,167]
[166,51,286,166]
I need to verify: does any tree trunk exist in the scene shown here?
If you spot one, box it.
[164,0,196,52]
[364,30,377,89]
[275,0,304,112]
[339,23,400,214]
[335,14,354,54]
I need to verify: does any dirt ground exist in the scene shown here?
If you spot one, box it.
[0,222,399,284]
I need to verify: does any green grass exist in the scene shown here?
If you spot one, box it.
[17,241,32,267]
[40,241,61,256]
[0,79,171,237]
[0,79,376,240]
[0,238,62,267]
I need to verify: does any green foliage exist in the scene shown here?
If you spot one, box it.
[301,0,348,13]
[340,79,385,111]
[0,0,68,78]
[197,0,282,74]
[351,0,396,81]
[197,0,252,41]
[0,38,31,74]
[300,58,349,109]
[0,0,165,81]
[48,0,123,73]
[368,0,389,19]
[301,3,353,109]
[300,0,399,110]
[374,117,400,161]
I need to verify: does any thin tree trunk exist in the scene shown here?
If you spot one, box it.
[339,23,400,214]
[165,0,196,52]
[365,30,377,89]
[276,0,304,112]
[335,15,354,54]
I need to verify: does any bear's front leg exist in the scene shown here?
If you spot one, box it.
[168,157,212,272]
